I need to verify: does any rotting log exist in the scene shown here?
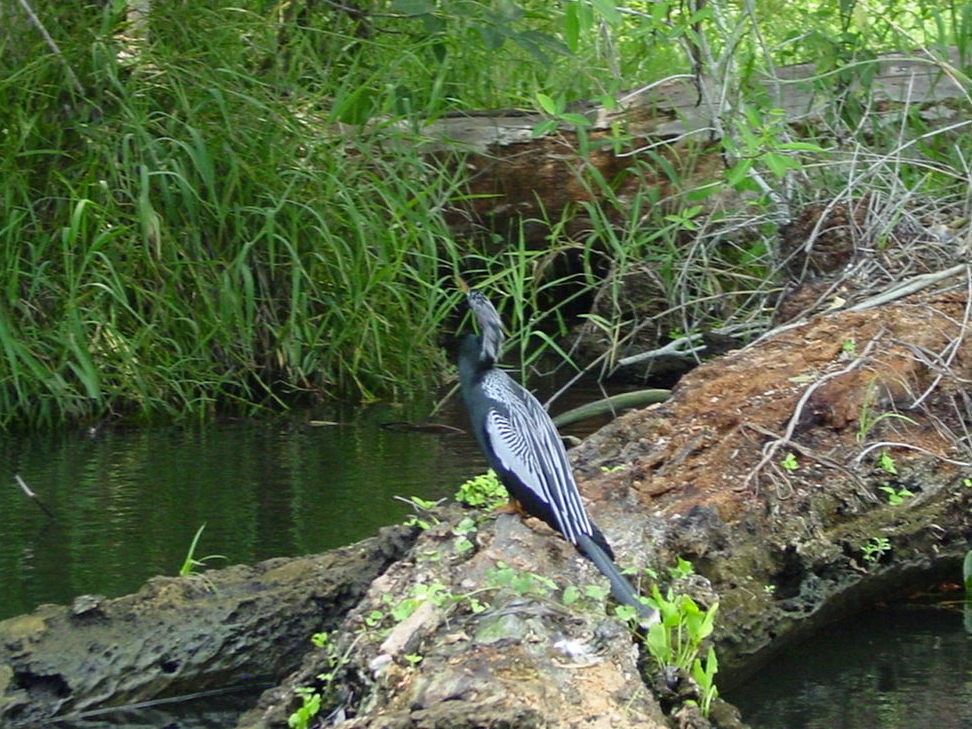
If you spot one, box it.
[1,285,967,729]
[417,48,968,239]
[237,284,971,729]
[0,525,416,728]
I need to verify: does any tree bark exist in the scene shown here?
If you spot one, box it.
[0,526,416,727]
[1,285,968,728]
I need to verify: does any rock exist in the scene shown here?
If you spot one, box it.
[2,287,969,729]
[0,525,416,727]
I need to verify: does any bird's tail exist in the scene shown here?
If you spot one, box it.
[576,533,660,627]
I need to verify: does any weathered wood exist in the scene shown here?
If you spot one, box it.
[0,526,416,727]
[237,284,971,729]
[422,47,967,238]
[422,47,966,151]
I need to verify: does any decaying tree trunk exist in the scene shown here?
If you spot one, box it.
[425,47,968,238]
[0,527,415,727]
[235,283,970,729]
[0,283,968,728]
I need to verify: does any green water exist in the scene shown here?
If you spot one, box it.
[3,400,967,729]
[728,605,972,729]
[0,402,484,620]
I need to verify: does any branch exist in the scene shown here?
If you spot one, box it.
[15,0,85,97]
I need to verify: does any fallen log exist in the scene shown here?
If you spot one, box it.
[0,525,416,727]
[237,285,971,728]
[2,286,968,729]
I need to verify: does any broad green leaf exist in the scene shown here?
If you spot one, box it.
[591,0,622,25]
[536,92,559,115]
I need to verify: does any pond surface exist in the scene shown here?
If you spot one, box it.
[3,391,968,729]
[0,398,490,621]
[727,604,972,729]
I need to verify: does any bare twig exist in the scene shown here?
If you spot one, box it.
[853,441,972,468]
[15,0,85,97]
[908,269,972,409]
[845,264,970,312]
[14,474,55,519]
[743,333,884,490]
[616,335,708,366]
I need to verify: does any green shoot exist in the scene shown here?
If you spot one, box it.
[455,470,508,509]
[878,485,914,506]
[861,536,892,563]
[178,524,226,578]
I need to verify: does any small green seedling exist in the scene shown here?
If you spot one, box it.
[878,485,913,506]
[178,524,226,578]
[861,536,891,563]
[780,452,799,471]
[455,470,508,509]
[877,451,897,474]
[395,495,443,529]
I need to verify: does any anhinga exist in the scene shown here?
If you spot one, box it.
[458,287,658,624]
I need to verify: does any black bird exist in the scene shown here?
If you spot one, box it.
[458,287,658,624]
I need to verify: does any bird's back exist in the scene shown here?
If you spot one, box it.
[458,337,613,558]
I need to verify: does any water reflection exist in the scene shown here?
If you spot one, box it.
[0,401,486,620]
[728,606,972,729]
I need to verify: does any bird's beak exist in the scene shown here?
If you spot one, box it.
[454,274,471,294]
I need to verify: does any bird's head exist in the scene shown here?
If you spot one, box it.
[464,288,504,366]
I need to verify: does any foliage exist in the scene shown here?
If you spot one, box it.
[3,0,971,429]
[455,470,508,509]
[288,630,359,729]
[642,580,720,718]
[1,3,470,428]
[396,496,444,530]
[692,645,720,717]
[486,561,558,598]
[178,524,227,579]
[878,485,914,505]
[861,536,892,563]
[877,451,897,474]
[644,584,719,674]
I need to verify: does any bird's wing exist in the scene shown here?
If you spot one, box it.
[482,377,594,545]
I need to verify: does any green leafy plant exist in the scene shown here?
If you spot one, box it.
[667,556,696,581]
[288,687,321,729]
[532,92,594,138]
[486,562,557,598]
[877,451,897,474]
[178,524,226,578]
[643,585,719,674]
[780,452,799,471]
[452,516,478,554]
[366,580,487,632]
[878,485,914,506]
[288,631,361,729]
[455,470,508,509]
[861,536,892,563]
[692,645,720,717]
[395,496,444,530]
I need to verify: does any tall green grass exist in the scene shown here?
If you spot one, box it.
[0,3,473,428]
[2,1,970,429]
